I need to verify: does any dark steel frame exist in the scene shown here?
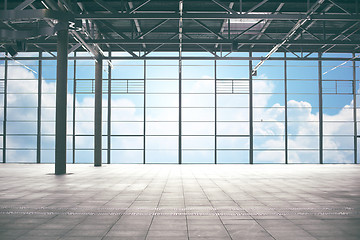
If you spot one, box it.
[318,52,323,164]
[36,51,42,163]
[284,52,288,164]
[2,57,7,163]
[0,51,359,170]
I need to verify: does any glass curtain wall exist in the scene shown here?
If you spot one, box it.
[182,60,214,163]
[252,53,285,163]
[322,53,354,163]
[216,58,249,163]
[287,58,320,163]
[146,60,178,163]
[111,58,144,163]
[0,51,358,164]
[5,53,39,163]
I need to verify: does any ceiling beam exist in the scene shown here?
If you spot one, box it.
[71,31,102,58]
[183,33,218,57]
[71,13,360,21]
[286,2,334,50]
[289,20,321,40]
[44,0,60,11]
[246,2,285,50]
[14,0,36,10]
[99,20,130,40]
[92,2,138,55]
[94,0,118,14]
[68,43,82,54]
[215,1,234,49]
[252,0,325,75]
[245,0,268,14]
[321,23,360,53]
[33,44,56,57]
[3,56,360,61]
[101,32,138,57]
[0,11,358,22]
[262,32,301,58]
[232,20,263,40]
[17,39,360,46]
[73,2,105,59]
[128,0,151,14]
[0,27,56,40]
[327,22,359,42]
[142,33,179,57]
[93,1,142,52]
[135,19,169,39]
[129,2,145,49]
[257,3,284,39]
[211,0,237,14]
[193,19,226,40]
[0,9,73,21]
[328,0,352,15]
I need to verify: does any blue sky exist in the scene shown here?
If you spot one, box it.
[0,52,358,164]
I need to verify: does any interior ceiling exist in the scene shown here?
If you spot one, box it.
[0,0,359,56]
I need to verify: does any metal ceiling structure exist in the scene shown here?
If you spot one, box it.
[0,0,359,57]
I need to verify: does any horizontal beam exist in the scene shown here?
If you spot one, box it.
[0,9,73,21]
[0,27,56,40]
[1,56,360,61]
[45,28,350,35]
[0,9,360,21]
[0,10,358,22]
[18,39,360,46]
[73,13,360,21]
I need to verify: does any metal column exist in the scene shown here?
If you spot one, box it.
[55,21,69,175]
[107,52,111,164]
[178,0,183,164]
[2,56,7,163]
[94,56,103,167]
[353,52,357,164]
[72,53,76,163]
[284,52,288,164]
[143,59,146,164]
[249,52,253,164]
[37,52,42,163]
[214,59,217,164]
[178,53,182,164]
[318,52,323,164]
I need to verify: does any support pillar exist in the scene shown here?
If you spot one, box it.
[178,53,182,164]
[94,56,103,166]
[72,53,76,163]
[318,52,323,164]
[284,52,288,164]
[214,59,217,164]
[249,52,253,164]
[353,52,357,164]
[37,51,42,163]
[107,52,111,164]
[55,21,68,175]
[143,59,146,164]
[2,56,7,163]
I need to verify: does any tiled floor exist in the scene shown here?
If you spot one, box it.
[0,164,359,240]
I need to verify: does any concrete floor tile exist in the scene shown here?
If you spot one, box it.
[0,164,359,240]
